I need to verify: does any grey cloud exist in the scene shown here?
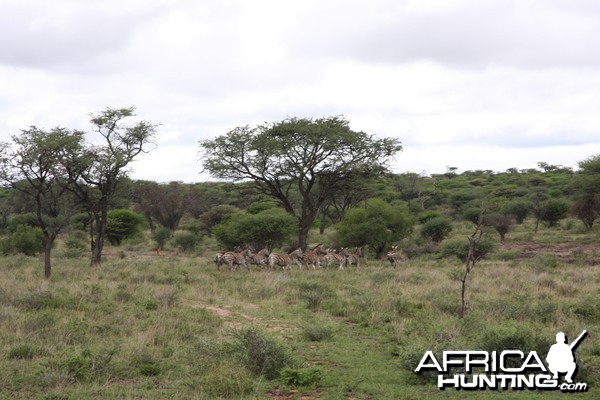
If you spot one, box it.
[0,1,164,70]
[289,0,600,69]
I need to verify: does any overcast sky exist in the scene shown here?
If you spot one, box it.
[2,0,600,182]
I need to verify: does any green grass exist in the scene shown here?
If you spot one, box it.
[0,243,598,399]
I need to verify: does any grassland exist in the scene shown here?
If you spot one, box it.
[1,221,599,399]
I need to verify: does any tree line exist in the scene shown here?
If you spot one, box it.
[2,109,600,278]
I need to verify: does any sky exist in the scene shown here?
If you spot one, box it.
[2,0,600,183]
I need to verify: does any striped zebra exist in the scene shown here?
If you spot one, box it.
[221,248,250,271]
[247,246,270,267]
[214,252,225,270]
[386,245,401,267]
[302,244,323,270]
[268,248,303,271]
[340,246,362,269]
[323,248,346,270]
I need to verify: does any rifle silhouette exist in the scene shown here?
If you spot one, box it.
[569,330,588,351]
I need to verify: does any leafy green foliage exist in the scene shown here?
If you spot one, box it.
[9,224,44,255]
[336,198,414,257]
[171,230,202,252]
[151,227,172,249]
[281,366,323,387]
[230,327,296,379]
[440,236,495,261]
[106,209,146,245]
[541,199,570,227]
[420,216,453,242]
[213,208,296,249]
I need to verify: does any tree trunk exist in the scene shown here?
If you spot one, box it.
[298,221,311,251]
[90,198,108,266]
[44,237,53,279]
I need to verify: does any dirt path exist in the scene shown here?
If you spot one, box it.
[499,241,599,264]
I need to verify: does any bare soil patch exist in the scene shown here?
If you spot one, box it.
[499,242,600,264]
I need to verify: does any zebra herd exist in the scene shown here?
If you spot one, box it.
[214,244,403,271]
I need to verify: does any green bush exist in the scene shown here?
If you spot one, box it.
[420,217,453,243]
[7,213,39,233]
[10,224,45,256]
[336,198,414,257]
[501,200,530,224]
[62,231,87,258]
[280,366,322,387]
[230,327,296,379]
[214,208,296,249]
[152,227,171,249]
[300,323,335,342]
[172,231,201,252]
[106,209,146,246]
[439,237,495,261]
[541,199,570,227]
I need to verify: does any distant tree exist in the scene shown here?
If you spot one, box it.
[65,107,158,266]
[570,154,600,230]
[200,116,402,250]
[199,205,239,236]
[485,213,515,241]
[541,199,570,228]
[0,127,83,278]
[336,198,414,258]
[501,200,529,224]
[529,189,549,233]
[134,181,186,231]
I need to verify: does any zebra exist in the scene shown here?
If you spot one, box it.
[323,248,346,270]
[247,246,270,267]
[214,252,225,270]
[340,246,362,269]
[268,248,303,271]
[302,244,323,270]
[221,248,250,271]
[386,245,401,267]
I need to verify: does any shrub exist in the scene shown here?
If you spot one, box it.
[541,199,570,227]
[300,323,335,342]
[10,224,44,256]
[7,213,39,233]
[336,198,414,257]
[420,217,453,243]
[501,200,530,224]
[214,208,296,249]
[230,327,296,379]
[152,227,171,250]
[439,237,495,261]
[106,209,146,246]
[62,231,87,258]
[280,366,322,387]
[172,231,201,252]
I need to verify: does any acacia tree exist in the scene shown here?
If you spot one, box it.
[0,127,83,278]
[200,116,402,250]
[570,154,600,230]
[133,181,187,231]
[67,107,158,266]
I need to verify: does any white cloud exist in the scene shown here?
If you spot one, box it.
[1,0,600,181]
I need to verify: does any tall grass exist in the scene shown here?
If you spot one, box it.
[0,247,598,399]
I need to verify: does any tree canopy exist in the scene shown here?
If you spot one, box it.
[200,116,402,249]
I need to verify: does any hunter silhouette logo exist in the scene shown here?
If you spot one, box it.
[546,330,587,384]
[415,329,589,392]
